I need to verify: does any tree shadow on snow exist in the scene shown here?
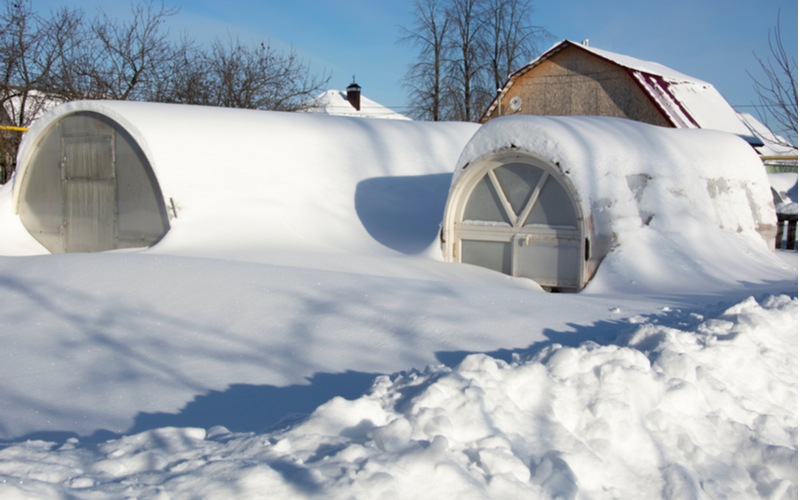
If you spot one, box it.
[433,294,790,367]
[355,173,452,254]
[128,370,379,435]
[0,371,379,446]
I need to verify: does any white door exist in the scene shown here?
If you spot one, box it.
[455,162,583,291]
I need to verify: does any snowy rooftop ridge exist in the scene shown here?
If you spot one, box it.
[301,89,411,120]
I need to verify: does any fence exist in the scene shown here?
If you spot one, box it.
[776,213,798,250]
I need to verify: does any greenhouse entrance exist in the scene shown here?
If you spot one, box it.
[17,111,170,253]
[443,151,586,292]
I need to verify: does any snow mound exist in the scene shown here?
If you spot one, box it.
[0,295,795,499]
[452,116,784,294]
[455,116,775,246]
[6,101,478,262]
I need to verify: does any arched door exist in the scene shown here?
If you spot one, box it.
[18,111,170,253]
[445,153,585,291]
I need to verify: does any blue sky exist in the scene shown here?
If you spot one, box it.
[34,0,798,136]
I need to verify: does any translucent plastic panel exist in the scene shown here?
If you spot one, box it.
[493,163,543,215]
[64,180,116,252]
[63,136,113,180]
[18,124,63,250]
[19,111,170,253]
[461,239,511,275]
[463,176,509,223]
[114,121,170,247]
[524,177,577,227]
[516,239,580,288]
[60,113,112,137]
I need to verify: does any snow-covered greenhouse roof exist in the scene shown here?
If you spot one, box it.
[442,115,778,291]
[11,100,471,256]
[482,40,762,145]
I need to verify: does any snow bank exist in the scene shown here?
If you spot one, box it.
[0,294,795,499]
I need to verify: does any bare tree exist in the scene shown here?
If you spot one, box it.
[154,43,212,105]
[82,1,185,101]
[749,11,797,147]
[0,0,331,182]
[400,0,547,122]
[482,0,549,92]
[399,0,451,121]
[201,37,329,111]
[445,0,488,122]
[45,7,88,102]
[0,1,82,182]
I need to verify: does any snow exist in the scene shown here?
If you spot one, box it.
[770,173,799,216]
[2,90,64,127]
[582,43,759,141]
[0,103,796,499]
[577,43,703,85]
[0,295,795,499]
[738,112,798,157]
[665,81,757,139]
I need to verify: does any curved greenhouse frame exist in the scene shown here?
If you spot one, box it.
[15,110,170,253]
[442,149,588,292]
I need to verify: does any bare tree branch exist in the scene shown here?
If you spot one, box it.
[399,0,451,121]
[482,0,550,92]
[195,36,329,111]
[748,10,798,148]
[399,0,547,122]
[446,0,489,122]
[83,1,183,101]
[0,0,331,183]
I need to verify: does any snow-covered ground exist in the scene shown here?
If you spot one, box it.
[0,108,796,499]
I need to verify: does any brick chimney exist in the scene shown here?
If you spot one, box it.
[346,79,361,111]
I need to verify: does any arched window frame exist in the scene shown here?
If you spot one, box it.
[442,148,588,291]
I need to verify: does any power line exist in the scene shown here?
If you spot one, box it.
[732,103,792,108]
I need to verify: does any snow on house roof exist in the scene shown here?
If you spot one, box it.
[301,89,411,120]
[483,40,761,145]
[1,89,64,127]
[737,112,798,157]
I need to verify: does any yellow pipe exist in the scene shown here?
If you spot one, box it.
[0,125,28,132]
[761,155,798,160]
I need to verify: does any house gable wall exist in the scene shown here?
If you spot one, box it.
[485,46,671,127]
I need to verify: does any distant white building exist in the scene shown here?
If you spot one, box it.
[2,89,64,128]
[736,112,797,156]
[302,82,410,120]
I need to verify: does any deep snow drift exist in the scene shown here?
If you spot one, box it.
[0,106,796,499]
[1,295,794,499]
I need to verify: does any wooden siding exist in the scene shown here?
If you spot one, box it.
[485,45,672,127]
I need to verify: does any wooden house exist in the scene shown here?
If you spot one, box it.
[480,40,763,147]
